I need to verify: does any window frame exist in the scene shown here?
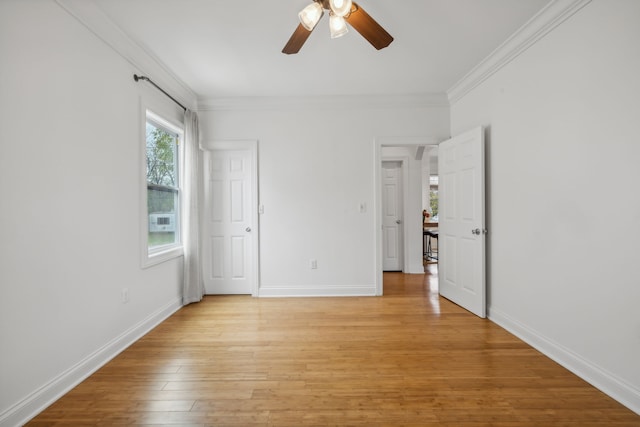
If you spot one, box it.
[141,108,184,268]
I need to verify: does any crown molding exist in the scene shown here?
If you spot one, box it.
[197,93,449,112]
[54,0,588,112]
[55,0,197,110]
[447,0,592,105]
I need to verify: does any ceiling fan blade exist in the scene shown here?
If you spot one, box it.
[346,2,393,50]
[282,23,313,54]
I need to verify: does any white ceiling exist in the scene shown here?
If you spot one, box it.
[92,0,551,100]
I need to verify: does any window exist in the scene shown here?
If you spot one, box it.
[429,175,439,221]
[144,110,183,265]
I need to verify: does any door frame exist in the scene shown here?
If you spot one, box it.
[201,139,260,296]
[374,136,440,295]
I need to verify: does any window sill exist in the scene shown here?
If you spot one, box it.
[142,245,183,269]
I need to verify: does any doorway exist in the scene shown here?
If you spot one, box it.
[375,137,439,295]
[424,147,439,265]
[375,129,487,318]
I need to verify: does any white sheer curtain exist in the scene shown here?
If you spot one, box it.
[182,109,204,305]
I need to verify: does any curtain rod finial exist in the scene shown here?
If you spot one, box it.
[132,74,186,111]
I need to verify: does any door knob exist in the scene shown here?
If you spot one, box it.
[246,227,251,232]
[472,228,481,235]
[395,220,401,224]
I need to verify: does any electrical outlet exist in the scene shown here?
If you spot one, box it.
[121,288,129,304]
[310,259,317,269]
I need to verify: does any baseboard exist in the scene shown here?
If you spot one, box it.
[489,307,640,416]
[258,285,377,297]
[0,297,182,427]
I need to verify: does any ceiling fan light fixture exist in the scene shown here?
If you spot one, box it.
[329,0,352,17]
[329,13,349,39]
[283,0,393,54]
[298,2,324,31]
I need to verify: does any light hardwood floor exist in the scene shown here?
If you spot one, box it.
[28,267,639,426]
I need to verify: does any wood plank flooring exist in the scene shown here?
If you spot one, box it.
[28,267,639,426]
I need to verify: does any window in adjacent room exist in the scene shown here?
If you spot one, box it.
[144,110,183,265]
[429,175,439,221]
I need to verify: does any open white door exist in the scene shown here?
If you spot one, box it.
[438,127,486,318]
[202,143,258,295]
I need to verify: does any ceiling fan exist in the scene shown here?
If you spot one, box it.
[282,0,393,54]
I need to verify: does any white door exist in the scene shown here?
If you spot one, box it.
[438,127,486,317]
[202,147,256,294]
[382,161,403,271]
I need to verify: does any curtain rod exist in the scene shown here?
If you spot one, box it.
[133,74,187,112]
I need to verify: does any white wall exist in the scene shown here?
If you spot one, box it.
[199,102,449,295]
[0,1,190,425]
[449,0,640,413]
